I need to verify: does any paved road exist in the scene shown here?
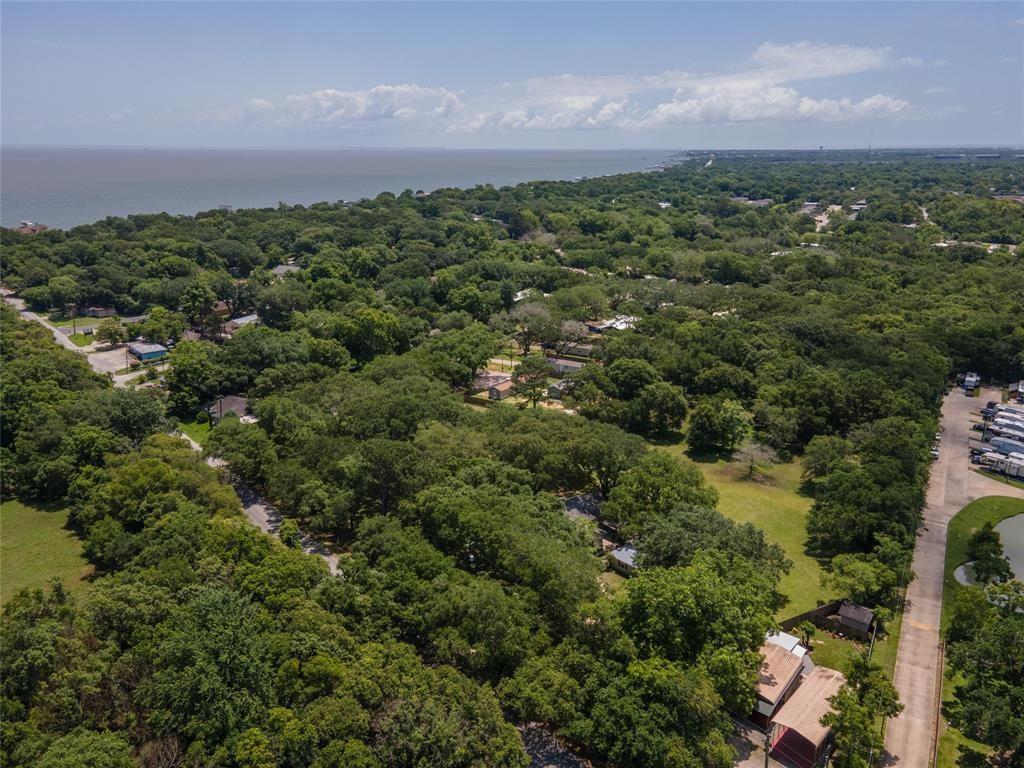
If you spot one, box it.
[884,388,1024,768]
[176,431,340,575]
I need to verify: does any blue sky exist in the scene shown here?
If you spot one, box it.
[2,1,1021,149]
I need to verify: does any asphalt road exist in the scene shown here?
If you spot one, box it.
[884,388,1024,768]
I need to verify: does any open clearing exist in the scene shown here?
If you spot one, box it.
[0,499,93,605]
[660,445,829,616]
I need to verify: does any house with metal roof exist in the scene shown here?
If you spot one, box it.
[769,666,847,768]
[751,643,805,728]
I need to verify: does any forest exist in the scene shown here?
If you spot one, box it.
[2,153,1022,768]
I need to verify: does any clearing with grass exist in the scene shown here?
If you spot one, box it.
[0,500,92,605]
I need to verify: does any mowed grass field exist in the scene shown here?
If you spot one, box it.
[0,499,93,606]
[659,445,828,616]
[936,496,1024,768]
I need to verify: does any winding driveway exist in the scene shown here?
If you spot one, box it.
[884,388,1024,768]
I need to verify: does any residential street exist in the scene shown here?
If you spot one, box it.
[884,388,1024,768]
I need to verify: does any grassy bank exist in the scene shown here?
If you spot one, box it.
[0,499,93,605]
[936,496,1024,768]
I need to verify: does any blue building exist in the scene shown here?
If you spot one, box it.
[128,342,168,362]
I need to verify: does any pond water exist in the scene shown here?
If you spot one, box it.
[955,513,1024,586]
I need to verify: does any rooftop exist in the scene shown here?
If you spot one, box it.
[610,546,637,568]
[757,643,804,705]
[771,666,846,748]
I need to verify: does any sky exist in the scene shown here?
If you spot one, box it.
[2,1,1022,150]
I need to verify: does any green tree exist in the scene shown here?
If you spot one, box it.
[966,521,1012,584]
[94,317,127,346]
[36,730,138,768]
[603,451,718,532]
[687,398,751,454]
[47,275,80,311]
[142,587,273,745]
[511,354,550,408]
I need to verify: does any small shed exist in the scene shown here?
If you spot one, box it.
[547,380,570,400]
[128,342,168,362]
[489,380,515,400]
[837,602,875,640]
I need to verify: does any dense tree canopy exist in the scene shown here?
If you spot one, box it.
[3,152,1022,767]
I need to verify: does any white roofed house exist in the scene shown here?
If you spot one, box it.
[222,313,260,337]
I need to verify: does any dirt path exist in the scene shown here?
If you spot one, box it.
[884,388,1024,768]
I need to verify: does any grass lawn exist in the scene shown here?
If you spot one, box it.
[659,444,829,616]
[0,499,93,606]
[178,416,213,446]
[935,496,1024,768]
[48,314,93,328]
[971,467,1024,490]
[941,496,1024,630]
[68,333,94,347]
[808,633,861,670]
[599,570,627,596]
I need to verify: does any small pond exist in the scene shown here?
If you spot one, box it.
[955,513,1024,586]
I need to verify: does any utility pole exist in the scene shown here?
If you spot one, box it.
[764,725,772,768]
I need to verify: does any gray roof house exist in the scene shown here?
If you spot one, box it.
[547,357,586,376]
[609,546,638,576]
[206,395,250,424]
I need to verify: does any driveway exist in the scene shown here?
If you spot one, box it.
[884,388,1024,768]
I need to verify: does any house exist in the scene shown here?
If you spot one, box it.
[206,395,250,424]
[563,493,619,550]
[547,380,570,400]
[222,313,260,335]
[10,221,48,235]
[765,630,814,674]
[769,666,847,768]
[489,380,515,400]
[850,199,869,211]
[547,357,586,376]
[585,315,638,333]
[212,300,232,318]
[657,201,672,209]
[182,330,203,342]
[837,601,875,640]
[83,306,116,318]
[271,263,301,278]
[561,342,595,358]
[752,642,806,728]
[608,546,638,576]
[128,342,168,362]
[748,198,773,207]
[799,201,820,215]
[512,288,536,303]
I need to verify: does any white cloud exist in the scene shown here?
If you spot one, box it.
[923,87,952,95]
[219,41,916,134]
[215,84,461,127]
